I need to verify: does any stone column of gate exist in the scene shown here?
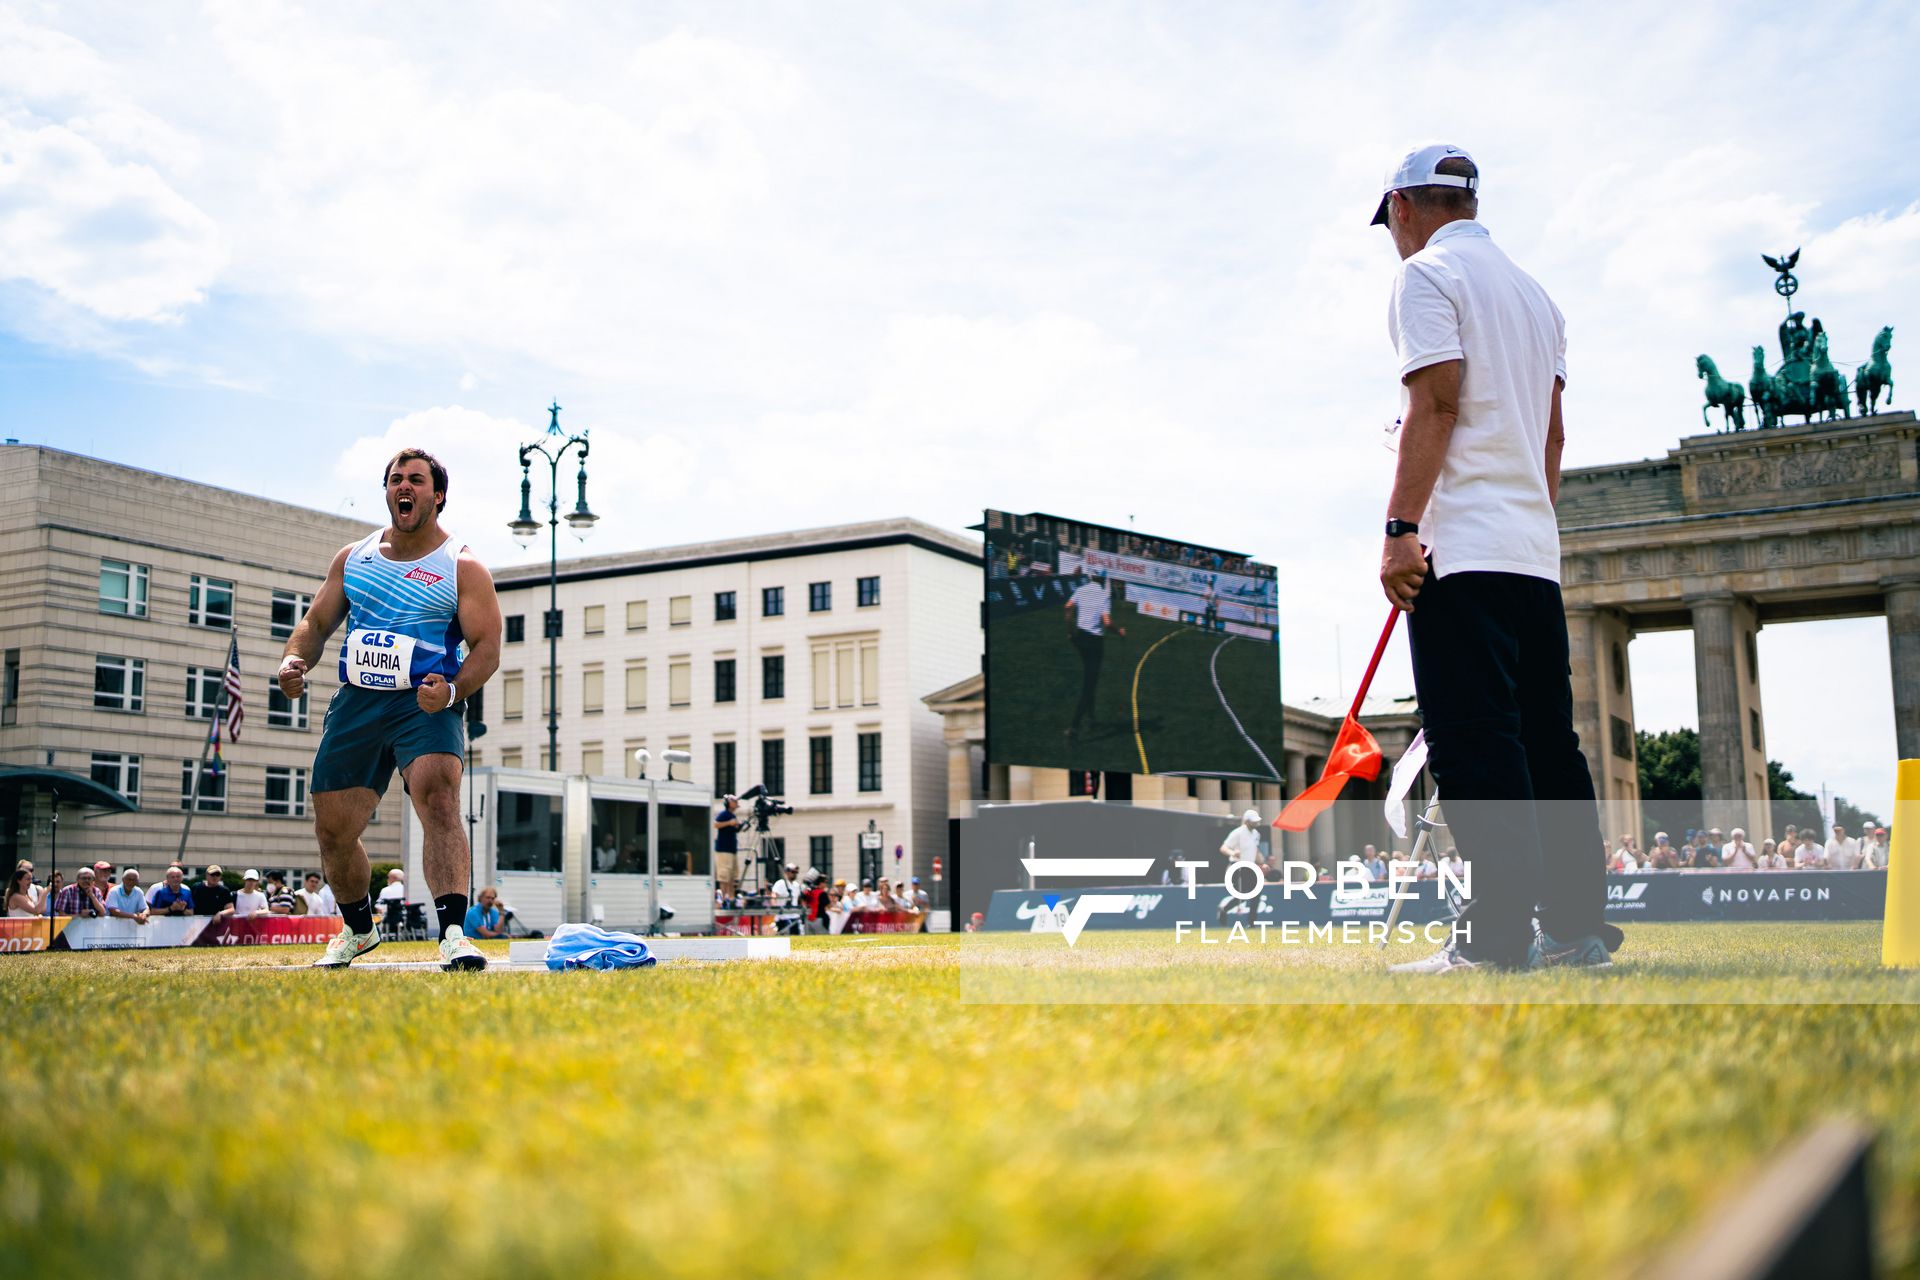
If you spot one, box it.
[1886,578,1920,761]
[946,738,977,820]
[1563,604,1607,804]
[1283,750,1310,865]
[1689,595,1747,835]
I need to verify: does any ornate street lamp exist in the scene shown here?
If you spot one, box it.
[511,400,597,771]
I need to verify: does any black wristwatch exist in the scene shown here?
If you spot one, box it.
[1385,518,1420,539]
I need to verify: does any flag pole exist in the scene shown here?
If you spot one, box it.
[1348,606,1401,722]
[176,632,234,865]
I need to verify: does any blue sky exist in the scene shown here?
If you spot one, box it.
[5,0,1918,813]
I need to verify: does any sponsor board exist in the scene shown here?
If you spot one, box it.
[0,917,68,952]
[1604,871,1884,922]
[985,884,1452,934]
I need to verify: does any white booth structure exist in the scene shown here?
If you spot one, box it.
[403,767,716,935]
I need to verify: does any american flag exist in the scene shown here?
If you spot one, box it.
[222,635,244,741]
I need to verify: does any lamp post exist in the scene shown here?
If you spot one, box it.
[510,401,597,772]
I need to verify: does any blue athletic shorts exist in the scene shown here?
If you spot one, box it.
[312,685,465,796]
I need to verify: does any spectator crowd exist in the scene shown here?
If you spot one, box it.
[7,859,348,923]
[1606,823,1889,873]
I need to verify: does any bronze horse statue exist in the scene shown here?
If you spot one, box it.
[1750,345,1782,428]
[1696,354,1746,430]
[1855,325,1895,414]
[1810,329,1851,421]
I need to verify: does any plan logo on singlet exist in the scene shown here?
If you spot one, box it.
[402,567,444,586]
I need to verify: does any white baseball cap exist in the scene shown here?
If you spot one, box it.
[243,869,261,881]
[1370,142,1478,226]
[1243,809,1261,823]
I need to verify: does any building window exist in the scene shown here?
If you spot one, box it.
[715,591,737,622]
[583,666,605,714]
[624,740,647,779]
[99,559,150,617]
[762,654,785,700]
[584,604,605,636]
[860,641,879,707]
[2,649,17,726]
[267,684,310,730]
[809,735,833,795]
[669,660,691,707]
[761,738,785,797]
[581,743,604,777]
[90,753,141,806]
[812,647,831,711]
[189,575,235,629]
[185,666,223,719]
[625,662,647,710]
[714,659,736,703]
[670,595,691,627]
[505,614,525,643]
[179,759,225,812]
[502,671,524,720]
[270,590,312,640]
[809,835,833,871]
[265,766,308,817]
[626,600,648,631]
[714,741,737,795]
[94,656,146,712]
[857,576,880,608]
[858,732,882,792]
[809,582,831,612]
[501,747,523,769]
[762,586,784,617]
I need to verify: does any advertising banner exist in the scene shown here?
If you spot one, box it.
[0,917,69,952]
[196,916,342,946]
[1603,870,1885,922]
[984,884,1455,933]
[60,916,212,949]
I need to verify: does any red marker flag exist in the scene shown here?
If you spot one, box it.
[1273,607,1398,832]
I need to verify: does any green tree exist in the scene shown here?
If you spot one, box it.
[1636,728,1702,838]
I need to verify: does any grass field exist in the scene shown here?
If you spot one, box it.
[987,602,1285,779]
[6,925,1920,1278]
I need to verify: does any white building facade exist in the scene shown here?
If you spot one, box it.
[482,519,981,889]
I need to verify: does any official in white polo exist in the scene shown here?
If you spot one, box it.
[1371,143,1623,973]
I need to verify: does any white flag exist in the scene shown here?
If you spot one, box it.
[1384,730,1430,840]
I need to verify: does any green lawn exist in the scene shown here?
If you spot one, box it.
[987,603,1285,779]
[5,926,1920,1278]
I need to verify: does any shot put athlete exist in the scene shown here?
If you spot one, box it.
[279,448,503,970]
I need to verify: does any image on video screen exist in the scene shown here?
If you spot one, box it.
[984,510,1282,779]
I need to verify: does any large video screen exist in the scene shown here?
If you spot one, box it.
[984,510,1282,780]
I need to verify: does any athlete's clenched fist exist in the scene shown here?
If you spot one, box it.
[278,655,308,699]
[416,672,456,714]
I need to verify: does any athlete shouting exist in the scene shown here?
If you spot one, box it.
[279,448,503,970]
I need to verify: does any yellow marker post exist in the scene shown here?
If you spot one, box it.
[1883,759,1920,966]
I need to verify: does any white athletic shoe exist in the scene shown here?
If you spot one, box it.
[312,926,381,969]
[1388,944,1485,975]
[439,926,487,972]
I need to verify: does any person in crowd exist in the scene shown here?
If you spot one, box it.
[909,876,931,915]
[148,866,196,915]
[1615,834,1640,869]
[1793,831,1826,869]
[1609,840,1639,874]
[463,886,507,939]
[7,867,39,916]
[1414,849,1438,879]
[377,868,408,908]
[92,860,114,887]
[105,868,150,924]
[265,873,297,914]
[13,860,42,912]
[1442,850,1466,883]
[1780,824,1799,853]
[965,911,985,932]
[1647,833,1680,870]
[41,870,64,916]
[1861,828,1888,870]
[1703,828,1724,864]
[875,881,900,913]
[53,867,107,917]
[801,869,831,935]
[1696,843,1722,868]
[192,865,236,918]
[1219,810,1265,869]
[234,870,270,919]
[295,872,337,916]
[1365,846,1389,882]
[1826,824,1861,871]
[1757,839,1788,871]
[849,879,878,911]
[1722,828,1757,872]
[770,862,804,911]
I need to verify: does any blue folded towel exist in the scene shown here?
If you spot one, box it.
[544,923,659,971]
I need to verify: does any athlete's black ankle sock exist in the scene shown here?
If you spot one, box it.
[341,894,374,936]
[435,894,468,940]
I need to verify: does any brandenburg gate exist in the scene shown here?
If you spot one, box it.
[1558,408,1920,839]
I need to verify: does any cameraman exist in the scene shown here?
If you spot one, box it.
[714,794,742,907]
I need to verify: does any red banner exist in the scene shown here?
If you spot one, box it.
[0,917,67,952]
[195,916,341,946]
[845,910,924,935]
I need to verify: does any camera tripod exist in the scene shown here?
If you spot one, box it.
[735,827,784,898]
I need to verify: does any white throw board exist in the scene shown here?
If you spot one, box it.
[508,937,791,966]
